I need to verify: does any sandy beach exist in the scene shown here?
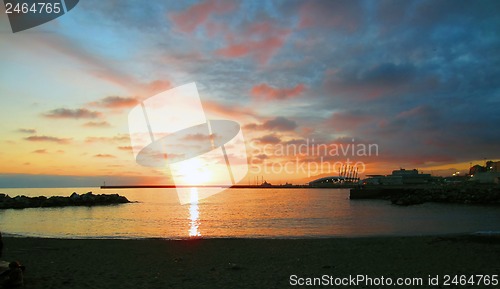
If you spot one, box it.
[1,235,499,288]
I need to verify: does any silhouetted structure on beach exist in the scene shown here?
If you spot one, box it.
[362,168,434,185]
[469,160,500,184]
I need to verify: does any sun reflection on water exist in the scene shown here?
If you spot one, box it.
[189,187,201,237]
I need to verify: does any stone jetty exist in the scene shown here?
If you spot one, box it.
[350,184,500,206]
[0,192,130,209]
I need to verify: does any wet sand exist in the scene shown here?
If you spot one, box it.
[2,236,500,288]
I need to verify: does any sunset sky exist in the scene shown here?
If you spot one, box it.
[0,0,499,187]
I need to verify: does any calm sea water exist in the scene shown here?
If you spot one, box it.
[0,187,499,239]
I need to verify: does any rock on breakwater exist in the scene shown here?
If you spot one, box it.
[0,192,131,209]
[350,185,500,206]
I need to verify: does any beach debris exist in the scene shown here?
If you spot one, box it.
[228,262,241,270]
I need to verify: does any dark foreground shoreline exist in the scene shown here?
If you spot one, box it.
[2,236,500,288]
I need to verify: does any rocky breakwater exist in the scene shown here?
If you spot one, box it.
[350,185,500,206]
[0,192,131,209]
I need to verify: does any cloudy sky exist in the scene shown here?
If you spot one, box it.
[0,0,499,187]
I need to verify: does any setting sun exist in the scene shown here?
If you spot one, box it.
[173,158,213,186]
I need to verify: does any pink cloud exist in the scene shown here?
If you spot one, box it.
[94,154,116,158]
[253,134,282,144]
[117,146,132,151]
[43,108,102,119]
[85,134,130,144]
[89,96,138,109]
[215,21,292,65]
[169,0,236,33]
[144,80,172,96]
[205,20,231,38]
[91,70,171,97]
[202,99,259,119]
[181,133,212,142]
[251,83,305,100]
[83,121,111,128]
[25,135,71,144]
[244,117,297,131]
